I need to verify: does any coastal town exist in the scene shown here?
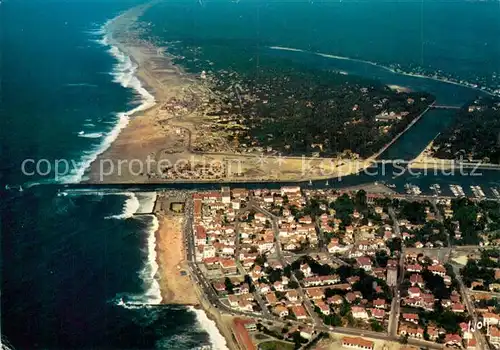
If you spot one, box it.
[156,184,500,350]
[5,0,500,349]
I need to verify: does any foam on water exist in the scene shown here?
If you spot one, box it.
[65,83,98,87]
[189,306,229,350]
[135,192,158,214]
[139,214,162,305]
[113,295,154,310]
[106,192,140,219]
[78,132,104,139]
[111,213,161,306]
[1,335,15,350]
[59,19,156,184]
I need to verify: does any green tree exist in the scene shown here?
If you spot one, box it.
[370,320,384,332]
[225,277,234,294]
[355,190,367,209]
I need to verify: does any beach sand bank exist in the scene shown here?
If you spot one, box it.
[408,140,455,170]
[155,212,198,305]
[153,193,239,349]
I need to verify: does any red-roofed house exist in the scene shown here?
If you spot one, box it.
[341,336,374,350]
[444,334,462,346]
[369,308,385,319]
[403,313,419,324]
[316,301,330,315]
[410,274,424,287]
[356,256,372,271]
[291,305,307,320]
[373,298,386,309]
[483,312,500,325]
[427,326,439,341]
[195,226,207,245]
[286,290,299,303]
[407,264,422,273]
[306,288,324,300]
[219,259,237,274]
[328,295,344,305]
[452,303,465,313]
[273,305,289,318]
[428,264,447,277]
[408,287,421,298]
[352,306,369,320]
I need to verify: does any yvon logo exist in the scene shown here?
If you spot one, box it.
[467,318,491,333]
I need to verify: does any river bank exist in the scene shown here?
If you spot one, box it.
[408,140,500,172]
[408,140,455,171]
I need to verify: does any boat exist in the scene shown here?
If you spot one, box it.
[4,184,23,192]
[491,188,500,199]
[404,183,421,195]
[430,184,442,195]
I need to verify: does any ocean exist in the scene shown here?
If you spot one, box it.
[1,0,499,349]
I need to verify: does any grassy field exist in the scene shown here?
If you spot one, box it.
[258,340,295,350]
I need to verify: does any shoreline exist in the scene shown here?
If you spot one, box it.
[153,196,198,305]
[78,3,158,184]
[408,140,455,171]
[270,46,500,98]
[84,18,497,185]
[152,192,236,349]
[408,140,500,171]
[82,4,417,185]
[81,5,499,347]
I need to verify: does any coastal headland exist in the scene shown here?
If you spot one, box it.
[85,2,433,185]
[408,140,500,172]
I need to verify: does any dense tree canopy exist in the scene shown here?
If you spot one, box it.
[432,97,500,164]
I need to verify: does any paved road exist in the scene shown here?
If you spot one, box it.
[470,290,500,298]
[387,207,403,337]
[453,264,490,350]
[183,195,448,349]
[251,201,324,326]
[288,251,350,266]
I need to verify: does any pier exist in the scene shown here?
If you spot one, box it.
[429,105,462,110]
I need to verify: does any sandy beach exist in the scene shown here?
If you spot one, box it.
[387,84,412,93]
[153,193,240,349]
[408,140,455,171]
[155,215,240,350]
[155,212,198,305]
